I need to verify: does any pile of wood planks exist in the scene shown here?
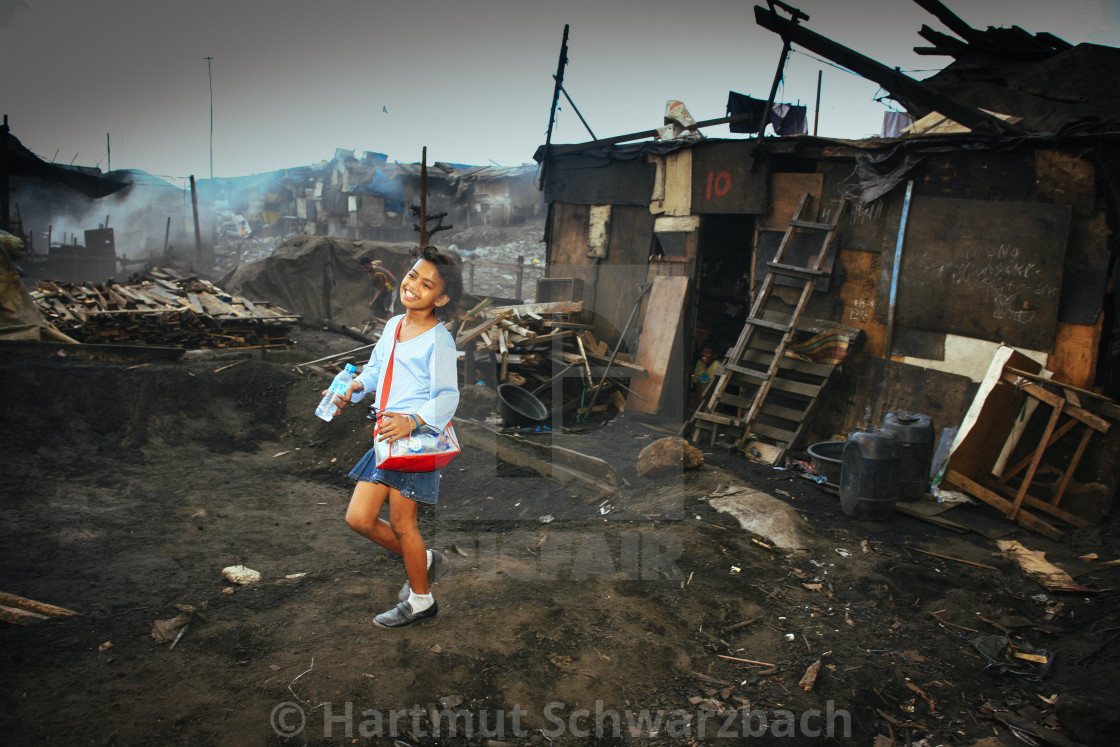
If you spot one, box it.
[31,267,300,349]
[455,300,648,419]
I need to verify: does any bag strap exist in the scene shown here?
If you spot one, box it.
[377,318,404,416]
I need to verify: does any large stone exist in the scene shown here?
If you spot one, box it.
[637,437,704,478]
[707,487,813,550]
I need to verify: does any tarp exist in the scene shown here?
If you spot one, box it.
[219,235,412,326]
[351,168,406,212]
[4,130,128,198]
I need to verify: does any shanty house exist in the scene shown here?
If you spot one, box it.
[534,1,1120,537]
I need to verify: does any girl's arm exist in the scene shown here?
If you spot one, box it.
[413,344,459,431]
[349,337,386,403]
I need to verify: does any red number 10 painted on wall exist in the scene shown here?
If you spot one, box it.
[706,171,732,200]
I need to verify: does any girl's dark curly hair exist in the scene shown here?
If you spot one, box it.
[409,244,463,321]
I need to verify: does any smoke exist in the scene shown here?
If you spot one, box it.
[13,173,203,261]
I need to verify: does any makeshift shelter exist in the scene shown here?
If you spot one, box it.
[532,0,1120,535]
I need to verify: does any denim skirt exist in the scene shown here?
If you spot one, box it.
[348,447,441,504]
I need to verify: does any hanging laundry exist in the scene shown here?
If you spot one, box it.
[881,111,915,138]
[726,91,808,136]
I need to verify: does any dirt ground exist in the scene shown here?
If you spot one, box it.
[2,327,1120,746]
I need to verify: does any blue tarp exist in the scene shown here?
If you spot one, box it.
[352,168,406,212]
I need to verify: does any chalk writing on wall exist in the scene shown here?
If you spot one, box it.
[906,242,1059,325]
[897,195,1070,351]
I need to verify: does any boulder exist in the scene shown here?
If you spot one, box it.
[637,437,704,478]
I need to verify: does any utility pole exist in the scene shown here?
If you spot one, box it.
[204,56,214,184]
[538,24,570,190]
[1,115,10,233]
[758,1,810,137]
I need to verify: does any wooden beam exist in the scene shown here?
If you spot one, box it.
[753,4,1022,132]
[944,469,1063,540]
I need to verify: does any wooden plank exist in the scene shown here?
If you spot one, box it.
[1000,371,1109,432]
[0,592,77,617]
[626,276,689,414]
[1007,399,1064,521]
[1047,320,1103,390]
[944,469,1063,540]
[986,479,1092,529]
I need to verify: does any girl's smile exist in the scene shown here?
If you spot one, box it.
[399,259,448,311]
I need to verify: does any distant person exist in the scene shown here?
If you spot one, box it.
[691,345,722,410]
[330,245,463,628]
[359,256,397,324]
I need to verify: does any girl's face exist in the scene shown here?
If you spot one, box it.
[400,258,449,312]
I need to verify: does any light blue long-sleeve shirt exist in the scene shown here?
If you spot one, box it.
[351,315,459,431]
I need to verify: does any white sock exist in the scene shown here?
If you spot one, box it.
[426,550,433,569]
[408,591,434,612]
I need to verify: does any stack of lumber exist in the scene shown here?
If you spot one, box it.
[455,300,648,417]
[30,267,300,349]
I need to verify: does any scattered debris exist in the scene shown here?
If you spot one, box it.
[972,634,1053,682]
[998,540,1092,592]
[31,267,299,349]
[799,659,821,691]
[0,592,78,626]
[151,614,192,644]
[907,545,998,571]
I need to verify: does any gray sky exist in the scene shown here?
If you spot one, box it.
[2,0,1117,181]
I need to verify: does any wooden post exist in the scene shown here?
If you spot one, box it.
[164,216,171,254]
[419,147,428,246]
[190,175,203,268]
[1,115,10,233]
[515,255,525,300]
[813,69,822,136]
[884,180,914,358]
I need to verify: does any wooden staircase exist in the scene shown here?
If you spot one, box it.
[687,194,848,460]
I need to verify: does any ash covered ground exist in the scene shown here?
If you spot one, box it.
[3,220,1120,745]
[2,330,1120,746]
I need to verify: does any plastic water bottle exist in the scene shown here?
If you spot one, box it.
[315,364,357,422]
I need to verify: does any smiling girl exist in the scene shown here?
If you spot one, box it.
[329,245,463,628]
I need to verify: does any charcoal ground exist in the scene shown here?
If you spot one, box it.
[1,331,1119,746]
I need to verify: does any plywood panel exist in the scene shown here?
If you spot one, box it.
[690,141,767,214]
[1047,318,1102,389]
[662,149,693,217]
[896,196,1071,351]
[627,275,690,415]
[547,203,591,266]
[762,173,824,231]
[837,247,886,358]
[544,153,656,206]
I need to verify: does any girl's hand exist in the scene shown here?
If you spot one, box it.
[376,411,414,443]
[321,380,362,411]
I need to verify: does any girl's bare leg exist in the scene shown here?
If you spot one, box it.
[387,489,429,595]
[345,481,402,554]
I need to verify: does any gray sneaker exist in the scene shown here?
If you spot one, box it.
[398,549,450,601]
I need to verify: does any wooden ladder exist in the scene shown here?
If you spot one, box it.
[688,194,848,459]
